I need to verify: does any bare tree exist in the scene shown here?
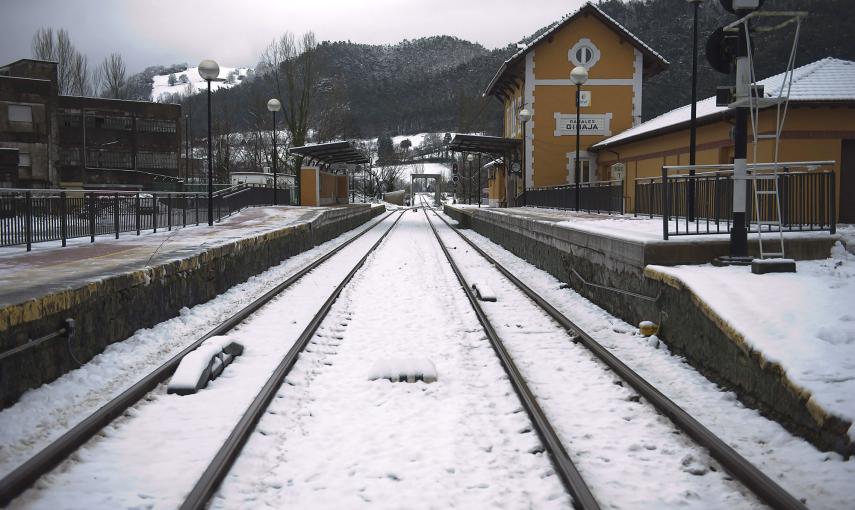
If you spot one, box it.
[262,31,320,199]
[98,53,128,99]
[31,27,92,96]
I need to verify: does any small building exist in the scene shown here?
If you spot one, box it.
[484,1,668,197]
[0,58,182,190]
[592,57,855,223]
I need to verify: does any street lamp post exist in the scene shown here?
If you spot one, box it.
[467,154,474,206]
[267,98,281,205]
[518,108,531,206]
[687,0,703,222]
[198,59,219,226]
[570,65,588,212]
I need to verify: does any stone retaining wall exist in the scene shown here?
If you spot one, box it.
[0,205,384,408]
[445,205,851,455]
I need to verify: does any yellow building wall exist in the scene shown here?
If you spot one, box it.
[319,171,337,205]
[595,106,853,215]
[528,13,638,188]
[336,175,349,203]
[300,167,319,206]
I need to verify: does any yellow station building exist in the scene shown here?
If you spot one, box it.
[484,2,668,196]
[484,2,854,223]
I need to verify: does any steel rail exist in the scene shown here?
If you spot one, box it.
[179,210,404,510]
[426,201,808,510]
[421,204,600,510]
[0,209,394,507]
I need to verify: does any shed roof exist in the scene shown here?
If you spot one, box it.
[288,141,369,165]
[484,2,668,100]
[592,58,855,150]
[448,134,521,156]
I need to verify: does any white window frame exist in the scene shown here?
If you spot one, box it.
[568,38,601,69]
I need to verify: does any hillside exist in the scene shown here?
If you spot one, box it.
[151,65,251,103]
[174,0,855,141]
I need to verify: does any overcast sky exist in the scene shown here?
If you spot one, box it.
[2,0,590,73]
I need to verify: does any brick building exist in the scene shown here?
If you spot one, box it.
[0,59,182,189]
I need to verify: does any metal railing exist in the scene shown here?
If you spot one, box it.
[522,180,624,215]
[634,162,836,239]
[0,185,292,250]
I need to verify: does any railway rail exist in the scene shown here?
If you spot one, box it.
[419,194,807,510]
[0,210,400,507]
[1,196,810,509]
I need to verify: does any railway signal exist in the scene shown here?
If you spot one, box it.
[708,0,765,265]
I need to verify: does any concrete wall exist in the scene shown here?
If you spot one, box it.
[444,205,851,455]
[0,205,384,409]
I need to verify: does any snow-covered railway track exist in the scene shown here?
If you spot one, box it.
[421,198,806,510]
[0,210,401,509]
[207,208,572,509]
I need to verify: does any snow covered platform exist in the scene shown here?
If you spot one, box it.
[646,244,855,455]
[445,204,853,454]
[0,204,384,408]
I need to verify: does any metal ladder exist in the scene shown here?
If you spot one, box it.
[751,161,785,259]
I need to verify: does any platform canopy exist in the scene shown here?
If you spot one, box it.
[447,134,521,157]
[288,141,370,166]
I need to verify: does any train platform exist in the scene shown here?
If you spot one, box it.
[445,204,854,455]
[0,206,326,308]
[0,203,385,408]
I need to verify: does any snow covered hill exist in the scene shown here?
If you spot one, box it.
[150,65,251,102]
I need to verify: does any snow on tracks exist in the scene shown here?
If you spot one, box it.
[212,209,569,509]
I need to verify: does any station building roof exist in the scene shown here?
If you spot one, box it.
[484,2,669,100]
[592,57,855,150]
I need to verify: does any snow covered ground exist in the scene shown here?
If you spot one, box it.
[445,207,854,509]
[4,196,851,508]
[0,212,389,483]
[150,65,250,102]
[213,208,568,509]
[649,242,855,439]
[428,207,763,509]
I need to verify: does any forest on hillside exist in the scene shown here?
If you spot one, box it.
[173,0,853,142]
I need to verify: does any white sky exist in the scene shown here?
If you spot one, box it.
[2,0,589,73]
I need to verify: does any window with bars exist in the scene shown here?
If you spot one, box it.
[87,150,132,169]
[137,118,177,133]
[60,112,82,128]
[137,151,178,170]
[59,147,82,165]
[85,114,133,131]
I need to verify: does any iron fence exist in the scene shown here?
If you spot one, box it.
[0,184,291,250]
[523,180,624,214]
[634,162,836,239]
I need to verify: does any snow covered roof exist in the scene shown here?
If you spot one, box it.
[593,58,855,150]
[484,2,669,100]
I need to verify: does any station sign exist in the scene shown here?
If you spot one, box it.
[554,113,612,137]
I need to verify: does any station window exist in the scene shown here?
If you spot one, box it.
[18,153,31,168]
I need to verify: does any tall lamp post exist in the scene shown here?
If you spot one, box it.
[570,65,588,212]
[466,154,474,205]
[518,108,531,206]
[198,59,219,226]
[267,98,281,205]
[687,0,703,222]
